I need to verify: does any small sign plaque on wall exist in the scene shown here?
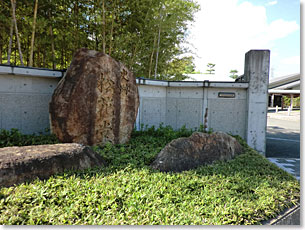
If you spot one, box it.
[218,92,236,98]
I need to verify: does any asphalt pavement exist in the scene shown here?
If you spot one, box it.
[266,108,300,180]
[266,110,300,158]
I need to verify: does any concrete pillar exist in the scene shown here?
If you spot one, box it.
[244,50,270,155]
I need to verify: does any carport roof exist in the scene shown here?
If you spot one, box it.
[269,73,300,89]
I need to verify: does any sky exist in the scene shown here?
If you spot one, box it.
[187,0,300,80]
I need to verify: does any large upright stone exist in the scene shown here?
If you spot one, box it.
[49,48,139,145]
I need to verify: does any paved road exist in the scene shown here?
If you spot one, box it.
[266,111,300,158]
[265,110,300,180]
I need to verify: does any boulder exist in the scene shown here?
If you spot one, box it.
[0,143,106,187]
[49,48,139,146]
[151,132,243,172]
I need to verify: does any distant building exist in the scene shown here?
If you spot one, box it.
[268,73,300,109]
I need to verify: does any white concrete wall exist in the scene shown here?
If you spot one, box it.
[136,82,248,139]
[0,72,249,140]
[0,72,60,134]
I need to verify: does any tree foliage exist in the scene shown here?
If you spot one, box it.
[229,69,238,79]
[205,63,215,74]
[0,0,199,80]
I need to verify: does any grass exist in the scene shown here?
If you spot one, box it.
[0,126,300,225]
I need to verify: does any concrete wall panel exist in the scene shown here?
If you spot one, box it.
[208,98,247,138]
[0,75,18,92]
[31,77,58,94]
[1,94,22,131]
[166,88,181,98]
[136,84,249,136]
[141,98,165,128]
[176,99,203,129]
[165,98,177,129]
[0,74,57,134]
[138,85,166,98]
[207,88,247,100]
[167,87,203,99]
[233,100,247,138]
[208,99,235,134]
[21,106,45,134]
[0,94,53,134]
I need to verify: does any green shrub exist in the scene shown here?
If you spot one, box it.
[0,128,59,148]
[0,126,300,225]
[283,96,300,108]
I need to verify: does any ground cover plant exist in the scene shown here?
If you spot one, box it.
[0,126,300,225]
[0,128,59,148]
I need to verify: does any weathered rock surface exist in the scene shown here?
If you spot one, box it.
[49,48,139,146]
[0,144,106,187]
[151,132,243,172]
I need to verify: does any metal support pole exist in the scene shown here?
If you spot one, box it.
[271,94,274,107]
[290,94,294,110]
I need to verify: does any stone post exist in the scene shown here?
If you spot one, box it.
[244,50,270,155]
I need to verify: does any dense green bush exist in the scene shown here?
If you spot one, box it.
[0,128,59,148]
[283,96,300,108]
[0,126,300,225]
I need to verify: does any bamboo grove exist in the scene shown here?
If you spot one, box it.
[0,0,199,80]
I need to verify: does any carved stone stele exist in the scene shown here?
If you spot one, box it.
[49,48,139,145]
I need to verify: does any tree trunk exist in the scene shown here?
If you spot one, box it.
[43,46,46,68]
[61,45,64,68]
[37,45,40,67]
[48,9,56,69]
[108,0,116,56]
[129,45,138,71]
[73,0,79,52]
[93,2,98,50]
[130,2,152,71]
[14,35,16,65]
[7,18,14,65]
[148,33,157,78]
[29,0,38,67]
[26,34,31,65]
[102,0,106,53]
[63,37,66,68]
[154,7,163,79]
[154,23,161,79]
[11,0,24,66]
[76,1,79,49]
[50,25,56,69]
